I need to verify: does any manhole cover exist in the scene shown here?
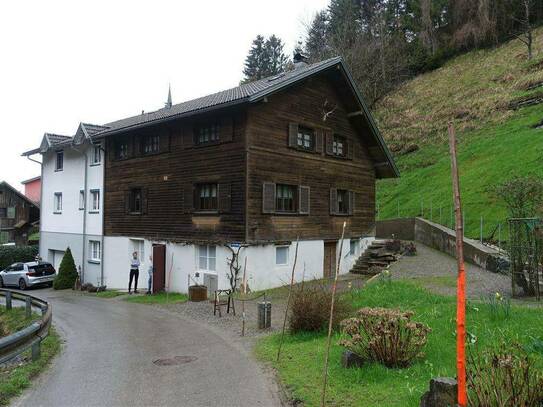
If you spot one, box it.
[153,356,197,366]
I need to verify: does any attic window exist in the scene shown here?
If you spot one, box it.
[55,151,64,171]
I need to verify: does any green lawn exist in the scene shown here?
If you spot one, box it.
[0,307,61,406]
[123,292,188,304]
[255,280,543,407]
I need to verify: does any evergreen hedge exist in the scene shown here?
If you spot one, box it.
[53,247,78,290]
[0,246,38,270]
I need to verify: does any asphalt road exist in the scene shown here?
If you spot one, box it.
[13,289,281,407]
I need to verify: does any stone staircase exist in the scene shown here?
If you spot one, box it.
[350,239,399,275]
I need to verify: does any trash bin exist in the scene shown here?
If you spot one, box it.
[257,301,272,329]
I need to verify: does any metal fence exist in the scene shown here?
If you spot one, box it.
[0,289,52,364]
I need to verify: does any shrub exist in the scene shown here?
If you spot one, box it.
[339,307,431,368]
[468,343,543,406]
[288,283,351,333]
[0,246,38,270]
[53,247,78,290]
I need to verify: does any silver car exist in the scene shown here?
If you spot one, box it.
[0,262,56,290]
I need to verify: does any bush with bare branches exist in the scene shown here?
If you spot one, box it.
[339,307,431,368]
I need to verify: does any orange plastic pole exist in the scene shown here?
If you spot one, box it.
[448,122,467,407]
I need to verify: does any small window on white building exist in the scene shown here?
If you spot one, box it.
[91,143,101,165]
[350,239,358,256]
[89,240,101,262]
[276,246,289,265]
[55,150,64,171]
[90,189,100,212]
[198,245,216,271]
[79,190,85,210]
[130,239,144,261]
[54,192,62,213]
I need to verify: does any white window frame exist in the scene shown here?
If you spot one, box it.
[54,192,62,213]
[79,190,85,210]
[198,245,216,272]
[89,189,100,212]
[131,239,144,262]
[275,246,289,266]
[89,240,101,262]
[91,143,102,165]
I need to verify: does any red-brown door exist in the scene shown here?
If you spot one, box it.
[323,241,337,279]
[152,244,166,293]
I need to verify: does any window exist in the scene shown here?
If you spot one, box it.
[91,143,101,165]
[54,192,62,213]
[198,245,216,271]
[7,207,15,219]
[296,126,314,151]
[142,135,159,154]
[129,188,142,214]
[276,246,289,265]
[131,239,144,261]
[337,189,349,214]
[0,208,6,218]
[196,183,218,211]
[79,190,85,210]
[332,135,346,157]
[0,231,8,244]
[276,184,296,212]
[55,151,64,171]
[350,239,358,256]
[90,190,100,212]
[89,240,101,262]
[114,140,129,159]
[195,123,220,145]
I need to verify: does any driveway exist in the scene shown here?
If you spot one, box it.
[13,289,282,407]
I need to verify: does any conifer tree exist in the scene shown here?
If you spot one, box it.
[53,247,78,290]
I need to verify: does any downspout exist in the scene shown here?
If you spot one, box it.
[26,155,43,257]
[72,144,88,284]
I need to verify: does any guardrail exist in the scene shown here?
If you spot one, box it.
[0,289,52,364]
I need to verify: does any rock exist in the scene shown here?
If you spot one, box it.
[420,377,457,407]
[341,350,364,369]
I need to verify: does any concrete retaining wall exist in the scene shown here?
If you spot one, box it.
[376,217,501,270]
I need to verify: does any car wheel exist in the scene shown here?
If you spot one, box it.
[19,279,27,290]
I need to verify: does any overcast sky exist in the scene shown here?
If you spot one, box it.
[0,0,328,191]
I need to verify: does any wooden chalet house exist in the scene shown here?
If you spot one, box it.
[24,55,398,293]
[0,181,40,246]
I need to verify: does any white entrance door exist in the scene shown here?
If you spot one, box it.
[53,250,65,272]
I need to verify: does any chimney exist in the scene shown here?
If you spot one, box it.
[293,51,309,69]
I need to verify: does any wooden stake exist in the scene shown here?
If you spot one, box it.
[321,222,347,407]
[276,237,299,362]
[448,122,467,407]
[241,256,248,337]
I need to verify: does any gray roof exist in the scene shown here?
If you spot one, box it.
[46,133,71,144]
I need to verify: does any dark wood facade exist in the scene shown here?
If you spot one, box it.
[103,73,381,244]
[0,182,40,246]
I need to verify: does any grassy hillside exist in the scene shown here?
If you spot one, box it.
[375,29,543,239]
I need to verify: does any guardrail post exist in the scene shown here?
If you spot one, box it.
[5,291,12,310]
[31,341,41,361]
[25,297,32,319]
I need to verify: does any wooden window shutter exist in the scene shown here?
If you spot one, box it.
[142,188,149,214]
[325,132,334,155]
[218,182,231,213]
[288,123,298,148]
[330,188,338,215]
[348,191,355,215]
[184,184,194,213]
[262,182,276,214]
[220,117,234,142]
[315,129,324,154]
[346,140,354,160]
[298,186,310,215]
[125,191,131,214]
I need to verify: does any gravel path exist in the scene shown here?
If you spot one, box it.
[389,243,511,299]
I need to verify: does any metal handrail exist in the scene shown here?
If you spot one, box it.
[0,289,52,364]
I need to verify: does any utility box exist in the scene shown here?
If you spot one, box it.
[188,285,208,302]
[257,301,272,329]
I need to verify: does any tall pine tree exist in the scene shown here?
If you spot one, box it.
[242,34,289,83]
[306,10,330,61]
[264,35,288,77]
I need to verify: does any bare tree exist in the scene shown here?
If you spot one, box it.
[512,0,534,60]
[225,244,248,293]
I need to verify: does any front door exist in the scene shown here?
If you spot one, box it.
[152,245,166,293]
[323,241,337,279]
